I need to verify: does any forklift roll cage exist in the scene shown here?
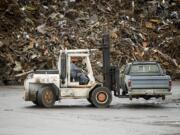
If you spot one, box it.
[59,49,96,88]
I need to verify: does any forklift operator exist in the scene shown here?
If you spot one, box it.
[70,57,89,85]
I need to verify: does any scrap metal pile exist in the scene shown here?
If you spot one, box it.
[0,0,179,84]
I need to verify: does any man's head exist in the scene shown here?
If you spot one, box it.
[71,57,78,63]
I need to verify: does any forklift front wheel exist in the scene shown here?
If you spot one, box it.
[90,87,112,108]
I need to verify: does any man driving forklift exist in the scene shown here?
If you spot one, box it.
[70,57,89,85]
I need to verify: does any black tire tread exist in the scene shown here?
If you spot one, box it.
[90,87,112,108]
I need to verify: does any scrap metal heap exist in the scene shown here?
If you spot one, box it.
[0,0,179,84]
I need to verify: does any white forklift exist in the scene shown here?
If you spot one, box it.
[24,32,120,108]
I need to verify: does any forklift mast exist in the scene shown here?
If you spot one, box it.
[102,32,120,96]
[102,32,110,89]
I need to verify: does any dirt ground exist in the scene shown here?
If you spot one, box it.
[0,82,180,135]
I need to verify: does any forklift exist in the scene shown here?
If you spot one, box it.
[24,32,121,108]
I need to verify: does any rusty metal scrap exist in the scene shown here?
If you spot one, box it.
[0,0,180,84]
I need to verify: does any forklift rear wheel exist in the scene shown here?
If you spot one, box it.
[37,86,55,108]
[90,87,112,108]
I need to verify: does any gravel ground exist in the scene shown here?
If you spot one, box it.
[0,81,180,135]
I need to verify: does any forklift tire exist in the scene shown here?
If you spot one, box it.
[37,86,55,108]
[90,87,112,108]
